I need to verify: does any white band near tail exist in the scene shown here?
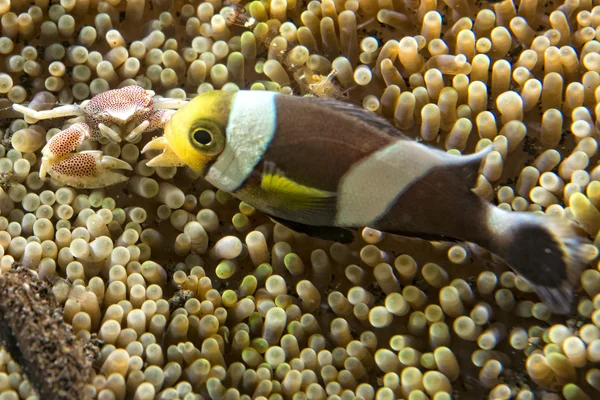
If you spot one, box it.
[335,140,438,226]
[206,91,278,192]
[335,143,492,226]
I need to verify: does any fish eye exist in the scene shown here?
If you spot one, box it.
[188,119,226,155]
[193,129,213,145]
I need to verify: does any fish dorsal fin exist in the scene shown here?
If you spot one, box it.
[439,145,494,190]
[305,97,411,140]
[261,161,337,210]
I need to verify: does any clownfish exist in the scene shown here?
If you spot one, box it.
[143,90,589,314]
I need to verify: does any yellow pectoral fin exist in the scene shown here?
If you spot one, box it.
[261,170,336,210]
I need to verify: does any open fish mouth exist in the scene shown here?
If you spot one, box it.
[141,125,186,168]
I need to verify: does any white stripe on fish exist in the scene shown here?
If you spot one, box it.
[205,90,278,192]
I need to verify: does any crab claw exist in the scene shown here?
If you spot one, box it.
[142,136,186,168]
[42,123,91,158]
[43,150,133,188]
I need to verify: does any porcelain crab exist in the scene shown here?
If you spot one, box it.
[12,85,187,188]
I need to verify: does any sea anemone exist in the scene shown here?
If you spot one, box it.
[0,0,600,398]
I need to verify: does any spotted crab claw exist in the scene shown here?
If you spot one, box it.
[36,122,131,188]
[42,150,133,189]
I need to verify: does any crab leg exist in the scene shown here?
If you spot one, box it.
[152,97,189,109]
[124,120,150,142]
[12,104,84,120]
[124,108,178,143]
[98,123,123,143]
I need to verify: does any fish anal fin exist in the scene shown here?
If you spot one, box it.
[270,216,355,243]
[384,229,461,243]
[261,162,336,209]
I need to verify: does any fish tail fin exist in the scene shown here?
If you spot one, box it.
[486,206,590,314]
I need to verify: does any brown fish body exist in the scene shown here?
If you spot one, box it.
[145,90,590,313]
[229,94,492,245]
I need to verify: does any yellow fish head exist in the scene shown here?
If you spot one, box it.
[143,90,235,174]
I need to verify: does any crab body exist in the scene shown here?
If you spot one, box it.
[12,85,187,188]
